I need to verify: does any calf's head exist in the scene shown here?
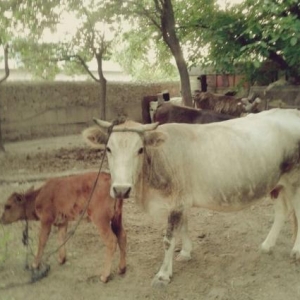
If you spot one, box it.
[83,119,167,199]
[0,192,27,224]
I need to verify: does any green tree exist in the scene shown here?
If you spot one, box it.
[0,0,61,150]
[188,0,300,83]
[113,0,195,106]
[14,0,119,120]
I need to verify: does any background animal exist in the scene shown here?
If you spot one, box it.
[193,91,261,117]
[83,110,300,287]
[153,102,234,124]
[0,172,126,283]
[141,92,183,123]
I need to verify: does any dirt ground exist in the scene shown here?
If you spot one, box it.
[1,135,300,300]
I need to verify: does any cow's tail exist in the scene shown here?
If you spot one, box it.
[111,199,124,236]
[290,210,298,244]
[284,196,298,243]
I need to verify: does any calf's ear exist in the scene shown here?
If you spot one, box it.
[13,193,24,204]
[82,126,108,147]
[144,131,167,148]
[25,186,34,194]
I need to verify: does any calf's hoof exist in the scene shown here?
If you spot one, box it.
[118,266,127,275]
[100,274,110,283]
[151,275,171,289]
[58,256,67,265]
[31,261,40,270]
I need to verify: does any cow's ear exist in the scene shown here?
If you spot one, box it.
[82,126,108,147]
[144,131,167,148]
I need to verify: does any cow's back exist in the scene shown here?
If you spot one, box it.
[145,109,300,210]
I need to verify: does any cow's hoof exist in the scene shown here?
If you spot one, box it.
[260,244,273,254]
[290,249,300,261]
[118,266,127,275]
[176,253,191,262]
[151,275,170,288]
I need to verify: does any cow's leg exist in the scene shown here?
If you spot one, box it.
[176,213,192,261]
[116,224,127,275]
[94,219,118,283]
[151,209,183,288]
[32,221,52,269]
[57,222,68,265]
[290,188,300,260]
[261,196,287,253]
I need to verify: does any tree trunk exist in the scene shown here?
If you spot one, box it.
[0,114,5,152]
[0,43,10,152]
[96,53,107,120]
[158,0,193,107]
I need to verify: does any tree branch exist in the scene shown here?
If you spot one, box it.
[64,54,100,82]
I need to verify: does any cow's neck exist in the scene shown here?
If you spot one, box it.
[23,189,40,221]
[134,149,174,209]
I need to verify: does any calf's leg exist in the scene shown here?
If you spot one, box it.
[116,224,127,275]
[94,218,118,283]
[32,221,52,269]
[57,222,68,265]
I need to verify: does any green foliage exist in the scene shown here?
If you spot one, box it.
[187,0,300,81]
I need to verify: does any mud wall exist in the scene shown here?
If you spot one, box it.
[0,81,180,141]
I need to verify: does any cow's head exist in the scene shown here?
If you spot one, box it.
[0,190,31,224]
[83,119,167,199]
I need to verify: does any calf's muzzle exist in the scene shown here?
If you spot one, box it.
[112,185,132,199]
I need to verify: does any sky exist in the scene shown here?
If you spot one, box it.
[2,0,245,71]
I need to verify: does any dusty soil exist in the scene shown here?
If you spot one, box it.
[0,135,300,300]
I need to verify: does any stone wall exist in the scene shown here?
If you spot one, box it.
[0,81,180,141]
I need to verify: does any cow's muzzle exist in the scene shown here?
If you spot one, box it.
[112,185,132,199]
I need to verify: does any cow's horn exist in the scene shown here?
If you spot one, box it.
[93,118,112,128]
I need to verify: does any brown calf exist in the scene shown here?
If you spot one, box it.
[0,172,126,283]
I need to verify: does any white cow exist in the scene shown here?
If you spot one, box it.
[83,109,300,288]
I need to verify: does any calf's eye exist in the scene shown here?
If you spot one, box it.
[106,147,111,154]
[138,147,144,155]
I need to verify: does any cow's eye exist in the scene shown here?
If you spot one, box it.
[106,147,111,154]
[138,147,144,155]
[5,205,11,210]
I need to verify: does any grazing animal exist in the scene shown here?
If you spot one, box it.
[194,91,261,117]
[0,172,126,283]
[142,93,183,123]
[153,102,233,124]
[83,109,300,288]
